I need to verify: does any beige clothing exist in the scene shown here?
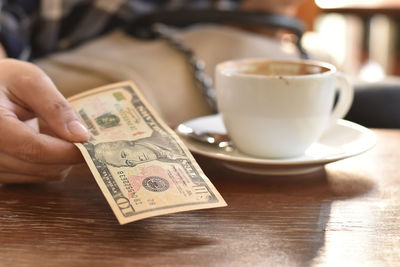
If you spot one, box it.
[36,25,302,127]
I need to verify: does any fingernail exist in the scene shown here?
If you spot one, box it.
[67,120,90,141]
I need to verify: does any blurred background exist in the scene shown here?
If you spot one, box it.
[294,0,399,82]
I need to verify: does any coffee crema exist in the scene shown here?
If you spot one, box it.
[223,60,331,77]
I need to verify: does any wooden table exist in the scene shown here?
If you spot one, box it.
[1,129,399,266]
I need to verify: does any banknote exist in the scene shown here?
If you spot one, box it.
[68,81,227,224]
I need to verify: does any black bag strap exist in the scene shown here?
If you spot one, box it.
[125,9,309,59]
[125,10,310,112]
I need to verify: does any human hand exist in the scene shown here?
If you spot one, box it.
[0,59,90,183]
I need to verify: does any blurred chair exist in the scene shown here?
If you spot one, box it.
[346,80,400,128]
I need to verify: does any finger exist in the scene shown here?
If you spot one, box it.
[0,90,35,121]
[38,118,60,137]
[0,114,84,164]
[0,150,74,177]
[2,59,90,142]
[25,118,40,133]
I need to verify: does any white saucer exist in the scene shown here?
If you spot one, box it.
[176,114,376,175]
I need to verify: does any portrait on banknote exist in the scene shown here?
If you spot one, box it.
[86,131,185,167]
[69,81,226,224]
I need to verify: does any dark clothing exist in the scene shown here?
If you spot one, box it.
[0,0,242,59]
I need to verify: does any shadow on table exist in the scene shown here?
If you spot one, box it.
[0,165,217,258]
[0,159,376,266]
[194,155,375,265]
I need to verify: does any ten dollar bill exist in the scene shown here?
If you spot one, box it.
[68,81,227,224]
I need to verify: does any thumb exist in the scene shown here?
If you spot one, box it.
[5,59,90,142]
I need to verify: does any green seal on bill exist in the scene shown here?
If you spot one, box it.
[96,113,120,128]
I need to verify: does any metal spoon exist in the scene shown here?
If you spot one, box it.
[176,123,233,149]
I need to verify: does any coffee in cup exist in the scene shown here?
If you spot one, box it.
[215,58,354,158]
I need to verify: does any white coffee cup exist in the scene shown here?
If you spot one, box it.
[215,58,354,158]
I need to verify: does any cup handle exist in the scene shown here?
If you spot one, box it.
[329,72,354,126]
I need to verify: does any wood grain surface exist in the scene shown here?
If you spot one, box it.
[1,129,399,266]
